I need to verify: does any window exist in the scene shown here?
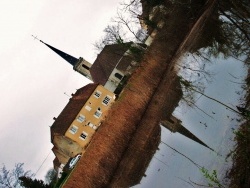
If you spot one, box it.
[87,122,97,130]
[87,122,94,128]
[94,90,101,98]
[79,131,88,140]
[82,63,90,70]
[94,110,102,118]
[69,125,78,134]
[77,114,85,123]
[85,105,91,111]
[102,96,111,105]
[115,73,123,80]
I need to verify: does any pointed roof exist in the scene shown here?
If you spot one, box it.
[40,40,79,66]
[161,118,214,151]
[177,125,214,151]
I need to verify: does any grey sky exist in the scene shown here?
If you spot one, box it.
[0,0,121,180]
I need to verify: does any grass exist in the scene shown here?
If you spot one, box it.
[52,172,68,188]
[228,121,250,188]
[227,69,250,188]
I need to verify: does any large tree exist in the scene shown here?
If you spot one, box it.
[94,0,147,52]
[187,0,250,60]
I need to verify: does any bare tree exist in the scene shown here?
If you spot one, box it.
[218,0,250,43]
[179,76,244,116]
[0,163,34,188]
[44,168,56,185]
[94,24,127,52]
[120,0,142,19]
[186,0,250,62]
[94,0,147,52]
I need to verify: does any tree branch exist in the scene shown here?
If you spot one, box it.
[219,8,250,42]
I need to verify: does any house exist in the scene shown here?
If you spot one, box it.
[39,40,144,93]
[50,83,115,166]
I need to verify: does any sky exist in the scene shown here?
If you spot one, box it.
[0,0,121,180]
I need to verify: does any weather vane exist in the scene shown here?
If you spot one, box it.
[64,92,71,97]
[31,35,44,43]
[31,35,38,40]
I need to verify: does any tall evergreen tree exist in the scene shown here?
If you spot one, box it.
[19,176,49,188]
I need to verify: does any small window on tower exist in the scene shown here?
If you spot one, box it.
[115,73,123,80]
[82,64,90,70]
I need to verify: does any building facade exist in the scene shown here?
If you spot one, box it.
[51,84,115,166]
[64,84,115,148]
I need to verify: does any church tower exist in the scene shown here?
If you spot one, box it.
[161,115,214,151]
[38,39,93,81]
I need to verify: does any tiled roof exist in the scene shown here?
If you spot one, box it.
[50,83,98,142]
[90,44,130,85]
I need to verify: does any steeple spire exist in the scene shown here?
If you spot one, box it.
[32,35,93,81]
[161,116,214,151]
[35,37,78,66]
